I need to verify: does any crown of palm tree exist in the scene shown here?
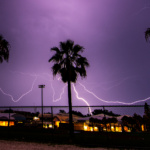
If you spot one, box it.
[0,35,10,63]
[49,39,89,83]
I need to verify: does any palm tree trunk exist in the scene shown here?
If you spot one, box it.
[68,80,74,137]
[66,53,74,137]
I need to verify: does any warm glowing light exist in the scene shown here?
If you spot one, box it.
[55,121,60,127]
[90,127,93,131]
[49,124,53,128]
[115,126,122,132]
[0,121,14,126]
[94,126,98,131]
[84,125,88,131]
[124,126,131,132]
[111,126,114,131]
[141,124,145,131]
[33,116,40,121]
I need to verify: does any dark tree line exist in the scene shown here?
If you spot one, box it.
[92,109,120,116]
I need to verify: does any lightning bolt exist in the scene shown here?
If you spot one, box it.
[82,76,135,91]
[52,84,67,102]
[0,74,37,102]
[0,71,67,103]
[37,73,66,102]
[72,83,92,115]
[1,70,150,108]
[78,82,150,105]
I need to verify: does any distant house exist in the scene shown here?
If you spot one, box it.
[52,113,80,130]
[37,113,82,129]
[0,113,26,127]
[37,113,53,128]
[77,114,127,132]
[36,113,145,132]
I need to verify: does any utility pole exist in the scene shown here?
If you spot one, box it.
[38,84,45,128]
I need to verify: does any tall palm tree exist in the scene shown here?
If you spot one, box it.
[0,35,10,63]
[49,39,89,136]
[145,28,150,42]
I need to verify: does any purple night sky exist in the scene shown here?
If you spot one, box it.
[0,0,150,114]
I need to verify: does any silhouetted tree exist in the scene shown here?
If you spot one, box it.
[144,102,150,116]
[92,109,120,116]
[71,110,84,117]
[0,35,10,63]
[143,103,150,131]
[133,113,143,132]
[121,116,137,132]
[49,39,89,136]
[4,108,14,113]
[145,28,150,42]
[59,110,66,113]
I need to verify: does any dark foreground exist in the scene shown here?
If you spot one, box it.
[0,127,150,149]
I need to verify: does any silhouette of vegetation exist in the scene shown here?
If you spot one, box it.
[143,102,150,131]
[4,108,14,113]
[59,110,66,113]
[71,110,84,117]
[133,113,143,132]
[0,35,10,63]
[49,39,89,136]
[121,114,143,132]
[92,109,120,116]
[145,28,150,42]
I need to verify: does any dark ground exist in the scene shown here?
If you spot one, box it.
[0,127,150,149]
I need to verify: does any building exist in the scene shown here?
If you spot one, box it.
[0,113,26,127]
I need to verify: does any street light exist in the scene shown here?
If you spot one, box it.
[38,84,45,128]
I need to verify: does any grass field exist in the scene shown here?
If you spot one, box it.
[0,127,150,149]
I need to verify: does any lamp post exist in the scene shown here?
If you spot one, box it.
[38,84,45,128]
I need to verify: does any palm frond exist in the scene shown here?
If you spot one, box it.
[51,47,60,53]
[73,45,84,54]
[60,68,68,82]
[145,28,150,42]
[0,35,10,62]
[52,64,61,76]
[49,53,62,62]
[60,41,67,52]
[75,67,87,78]
[66,39,74,50]
[76,57,89,67]
[0,56,3,63]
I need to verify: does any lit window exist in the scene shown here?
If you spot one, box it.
[84,125,88,131]
[94,127,98,131]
